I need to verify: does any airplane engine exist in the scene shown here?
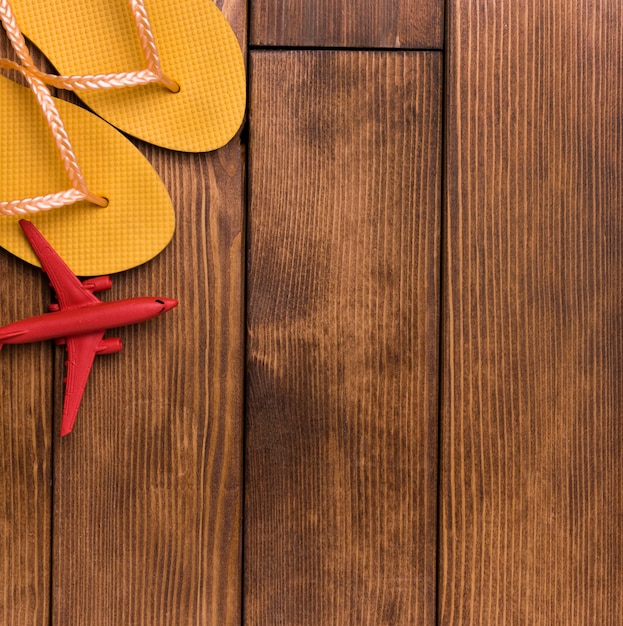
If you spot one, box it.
[82,276,113,293]
[96,337,123,354]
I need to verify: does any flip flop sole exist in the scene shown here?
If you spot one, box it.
[11,0,246,152]
[0,75,175,276]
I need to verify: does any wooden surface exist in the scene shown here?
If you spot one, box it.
[0,45,53,626]
[250,0,444,49]
[0,0,245,623]
[440,1,623,623]
[50,142,244,624]
[0,255,52,624]
[2,0,623,623]
[244,50,441,624]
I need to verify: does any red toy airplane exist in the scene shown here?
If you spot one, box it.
[0,220,178,436]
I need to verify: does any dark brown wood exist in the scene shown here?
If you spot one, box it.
[250,0,443,49]
[44,0,245,620]
[50,141,244,623]
[440,1,623,623]
[0,0,245,622]
[0,39,52,626]
[245,50,441,624]
[0,254,52,625]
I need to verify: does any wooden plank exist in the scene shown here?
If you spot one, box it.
[50,142,244,623]
[440,1,623,623]
[49,1,246,622]
[0,39,52,626]
[0,255,52,625]
[245,50,441,624]
[250,0,443,49]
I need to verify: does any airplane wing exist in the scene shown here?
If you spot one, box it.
[61,331,104,436]
[19,220,100,310]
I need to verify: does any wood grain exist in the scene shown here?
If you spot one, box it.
[50,141,244,624]
[0,39,53,626]
[245,50,441,624]
[0,254,52,625]
[0,0,245,622]
[440,1,623,623]
[250,0,443,49]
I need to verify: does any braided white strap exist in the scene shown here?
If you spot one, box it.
[2,0,178,93]
[0,0,107,215]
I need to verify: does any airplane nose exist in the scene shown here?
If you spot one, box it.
[163,298,178,311]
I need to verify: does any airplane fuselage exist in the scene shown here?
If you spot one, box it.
[0,297,177,345]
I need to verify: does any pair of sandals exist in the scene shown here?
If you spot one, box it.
[0,0,246,275]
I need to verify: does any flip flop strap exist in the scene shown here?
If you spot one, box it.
[129,0,179,92]
[0,0,107,215]
[4,0,178,93]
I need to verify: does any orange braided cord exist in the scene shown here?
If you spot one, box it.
[0,0,106,215]
[0,0,34,67]
[129,0,178,92]
[26,67,171,91]
[0,0,178,93]
[0,189,87,216]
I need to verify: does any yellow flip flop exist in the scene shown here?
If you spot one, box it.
[0,74,175,276]
[10,0,246,153]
